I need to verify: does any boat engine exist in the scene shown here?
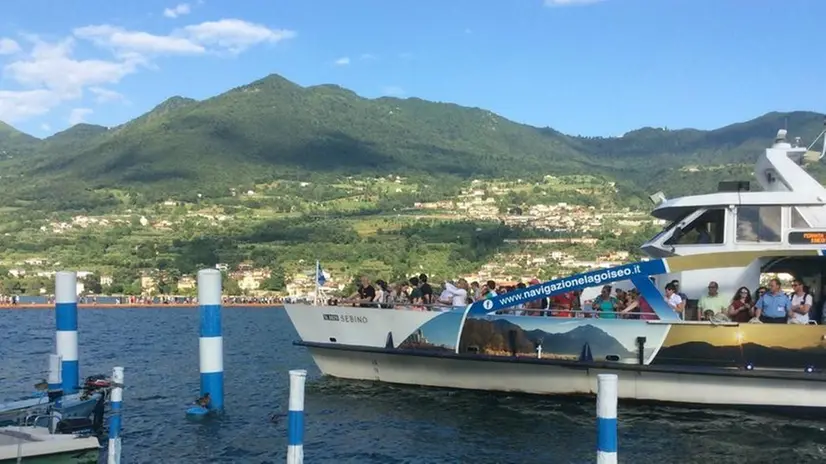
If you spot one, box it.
[78,374,113,401]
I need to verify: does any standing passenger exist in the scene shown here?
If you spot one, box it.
[754,278,791,323]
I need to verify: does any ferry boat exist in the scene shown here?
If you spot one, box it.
[284,123,826,409]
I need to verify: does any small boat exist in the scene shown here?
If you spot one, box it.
[284,123,826,410]
[0,376,112,428]
[0,395,101,429]
[0,425,100,463]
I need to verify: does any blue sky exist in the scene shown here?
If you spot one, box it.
[1,0,824,138]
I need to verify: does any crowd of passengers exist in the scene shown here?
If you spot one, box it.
[330,274,818,324]
[330,274,657,319]
[694,277,818,324]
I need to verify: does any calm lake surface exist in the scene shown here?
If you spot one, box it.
[2,307,825,463]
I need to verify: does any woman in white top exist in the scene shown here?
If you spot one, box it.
[789,280,812,324]
[664,283,684,319]
[374,280,390,308]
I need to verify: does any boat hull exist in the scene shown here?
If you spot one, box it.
[0,394,103,428]
[301,342,826,409]
[0,426,100,464]
[0,448,99,464]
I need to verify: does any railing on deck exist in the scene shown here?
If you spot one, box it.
[321,301,653,318]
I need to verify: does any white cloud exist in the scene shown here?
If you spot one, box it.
[5,39,137,96]
[360,53,377,60]
[163,3,191,18]
[0,18,295,123]
[0,38,20,55]
[68,108,93,125]
[544,0,604,6]
[0,38,137,122]
[73,25,205,56]
[40,123,50,131]
[89,86,127,104]
[182,19,296,54]
[381,86,405,97]
[0,89,56,122]
[334,56,350,66]
[73,20,295,58]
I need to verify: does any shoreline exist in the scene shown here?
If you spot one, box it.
[0,303,282,309]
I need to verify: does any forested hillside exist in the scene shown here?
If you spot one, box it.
[1,73,824,212]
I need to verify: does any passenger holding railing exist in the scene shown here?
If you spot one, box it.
[481,280,498,299]
[346,276,377,308]
[524,278,545,316]
[550,291,574,317]
[789,279,812,324]
[664,282,684,318]
[592,285,620,319]
[754,278,791,324]
[620,289,657,320]
[697,281,728,321]
[419,274,434,305]
[727,286,754,323]
[407,276,425,310]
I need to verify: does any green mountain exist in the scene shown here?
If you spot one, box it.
[40,123,109,156]
[1,73,824,208]
[0,121,39,157]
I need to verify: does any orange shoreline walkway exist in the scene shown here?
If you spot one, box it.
[0,303,282,309]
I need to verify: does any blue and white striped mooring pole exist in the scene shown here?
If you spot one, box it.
[55,271,79,395]
[107,366,124,464]
[198,269,224,412]
[287,369,306,464]
[597,373,618,464]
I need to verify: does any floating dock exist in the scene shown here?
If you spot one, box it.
[0,426,100,462]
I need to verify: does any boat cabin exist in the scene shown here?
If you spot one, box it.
[638,127,826,315]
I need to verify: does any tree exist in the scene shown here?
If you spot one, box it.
[221,272,242,296]
[263,265,286,292]
[81,273,103,294]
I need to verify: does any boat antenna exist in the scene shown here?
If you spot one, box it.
[808,117,826,160]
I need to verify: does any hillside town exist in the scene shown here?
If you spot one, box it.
[2,215,658,301]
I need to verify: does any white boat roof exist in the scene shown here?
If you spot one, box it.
[651,127,826,221]
[652,191,826,220]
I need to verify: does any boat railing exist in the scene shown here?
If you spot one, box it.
[324,301,655,318]
[22,412,58,428]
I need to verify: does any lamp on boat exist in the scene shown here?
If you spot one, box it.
[805,365,815,374]
[744,362,754,371]
[648,191,666,206]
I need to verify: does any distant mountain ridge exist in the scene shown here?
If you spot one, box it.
[1,73,824,204]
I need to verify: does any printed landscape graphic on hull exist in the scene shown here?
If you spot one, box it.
[457,315,669,363]
[655,324,826,369]
[398,311,465,352]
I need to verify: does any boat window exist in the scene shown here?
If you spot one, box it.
[791,207,811,228]
[664,209,725,245]
[648,212,691,244]
[736,206,781,242]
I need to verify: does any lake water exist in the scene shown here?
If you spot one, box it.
[2,307,826,463]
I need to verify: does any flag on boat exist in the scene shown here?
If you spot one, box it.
[316,261,327,287]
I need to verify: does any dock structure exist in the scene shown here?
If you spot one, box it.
[46,354,63,432]
[108,366,124,464]
[596,374,618,464]
[55,271,79,395]
[287,369,306,464]
[0,426,101,462]
[46,354,62,402]
[198,269,224,412]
